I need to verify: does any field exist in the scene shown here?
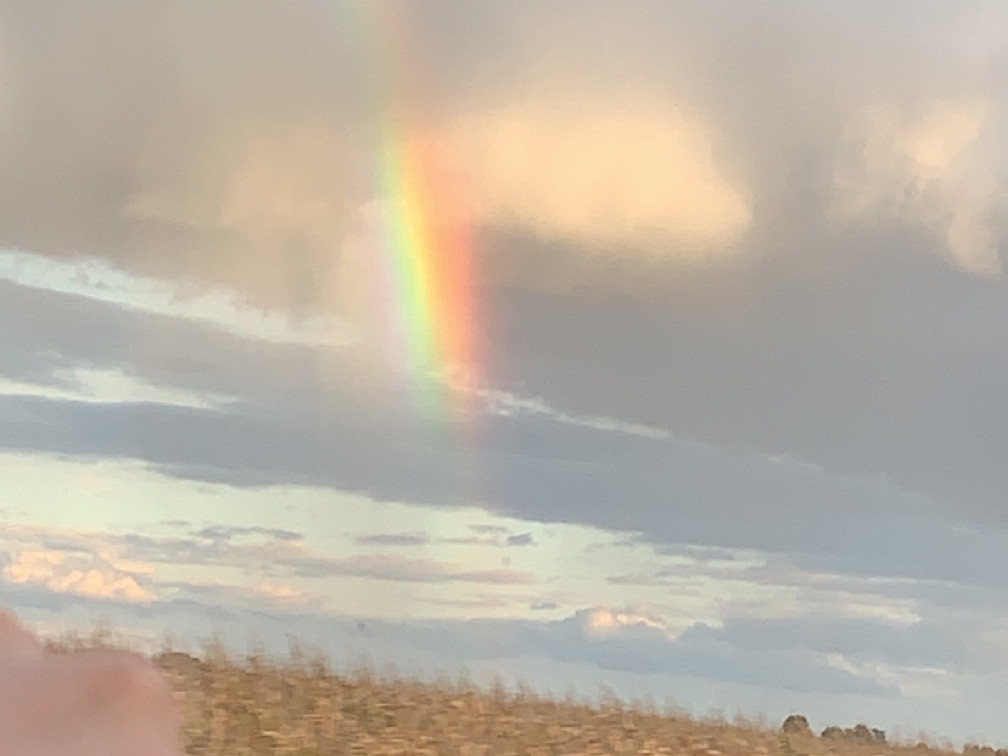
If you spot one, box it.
[46,630,988,756]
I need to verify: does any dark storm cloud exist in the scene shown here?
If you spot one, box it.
[484,244,1008,527]
[2,2,1006,298]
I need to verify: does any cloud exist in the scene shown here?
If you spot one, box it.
[825,653,960,700]
[0,1,373,308]
[354,529,533,549]
[0,249,352,349]
[475,385,670,440]
[1,0,1005,313]
[833,98,1003,275]
[353,532,431,547]
[530,601,558,612]
[505,533,535,547]
[2,548,153,603]
[190,524,304,543]
[277,553,536,586]
[577,606,676,641]
[469,524,510,536]
[446,99,752,257]
[120,119,351,246]
[0,366,233,411]
[161,579,324,611]
[7,338,1008,596]
[606,555,923,628]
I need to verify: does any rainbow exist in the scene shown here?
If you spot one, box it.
[376,131,481,417]
[362,5,483,421]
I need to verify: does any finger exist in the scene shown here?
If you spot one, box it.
[0,610,43,660]
[0,649,183,756]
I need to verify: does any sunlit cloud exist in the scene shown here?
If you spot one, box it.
[578,606,677,641]
[446,99,752,258]
[2,548,154,603]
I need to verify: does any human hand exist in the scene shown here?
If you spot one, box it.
[0,611,184,756]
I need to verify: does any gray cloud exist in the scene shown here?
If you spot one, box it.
[275,554,535,586]
[5,278,1008,595]
[0,1,373,308]
[3,2,1008,539]
[354,533,431,548]
[530,601,558,612]
[485,248,1008,529]
[505,533,535,547]
[122,529,538,586]
[192,525,303,543]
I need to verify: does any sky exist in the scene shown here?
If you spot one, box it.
[2,0,1008,746]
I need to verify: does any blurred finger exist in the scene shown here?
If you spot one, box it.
[0,610,43,660]
[0,648,183,756]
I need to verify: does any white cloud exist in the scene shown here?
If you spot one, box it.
[825,652,960,700]
[0,367,232,410]
[0,248,353,348]
[461,382,670,440]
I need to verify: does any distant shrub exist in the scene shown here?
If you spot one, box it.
[819,723,885,742]
[781,714,812,736]
[850,723,874,741]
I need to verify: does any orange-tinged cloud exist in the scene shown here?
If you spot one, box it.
[579,606,676,640]
[447,99,752,258]
[3,549,154,603]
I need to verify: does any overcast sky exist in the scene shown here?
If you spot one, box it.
[3,0,1008,746]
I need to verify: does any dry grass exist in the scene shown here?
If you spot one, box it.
[42,628,979,756]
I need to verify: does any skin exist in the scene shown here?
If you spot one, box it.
[0,611,184,756]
